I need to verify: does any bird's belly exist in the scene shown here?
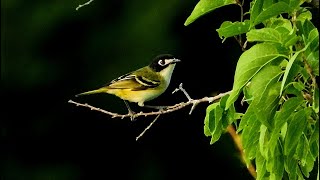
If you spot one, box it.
[109,89,164,105]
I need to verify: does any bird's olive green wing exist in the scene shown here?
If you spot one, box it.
[107,70,161,90]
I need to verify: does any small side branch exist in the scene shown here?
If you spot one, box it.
[136,114,161,141]
[76,0,94,11]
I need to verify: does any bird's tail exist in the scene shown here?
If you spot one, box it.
[75,88,108,97]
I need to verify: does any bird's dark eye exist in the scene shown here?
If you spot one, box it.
[158,59,165,66]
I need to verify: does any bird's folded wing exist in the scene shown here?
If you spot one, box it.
[107,74,160,90]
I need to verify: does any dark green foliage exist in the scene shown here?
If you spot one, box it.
[185,0,319,179]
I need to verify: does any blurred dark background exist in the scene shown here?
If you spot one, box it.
[4,0,317,180]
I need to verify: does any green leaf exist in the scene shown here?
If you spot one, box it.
[237,103,254,133]
[204,103,219,136]
[307,28,319,53]
[300,151,316,178]
[285,83,303,97]
[284,34,300,48]
[251,2,290,27]
[268,17,292,31]
[266,141,285,178]
[249,65,282,128]
[284,108,309,155]
[300,19,316,42]
[307,51,319,77]
[280,122,288,141]
[242,84,253,104]
[255,83,281,129]
[280,43,310,95]
[222,100,240,128]
[226,43,283,109]
[259,125,269,158]
[271,96,301,127]
[256,150,267,180]
[285,155,299,178]
[288,0,301,12]
[184,0,236,26]
[292,81,305,91]
[296,9,312,22]
[241,106,261,163]
[216,20,250,39]
[295,133,309,166]
[282,63,303,92]
[309,120,319,159]
[204,95,236,144]
[250,0,264,27]
[247,28,282,43]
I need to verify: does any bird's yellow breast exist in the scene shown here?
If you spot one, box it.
[106,88,165,106]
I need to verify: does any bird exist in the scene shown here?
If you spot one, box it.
[76,54,180,120]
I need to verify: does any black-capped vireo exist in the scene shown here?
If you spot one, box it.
[76,54,180,118]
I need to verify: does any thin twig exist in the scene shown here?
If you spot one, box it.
[136,114,161,141]
[173,83,193,101]
[76,0,94,11]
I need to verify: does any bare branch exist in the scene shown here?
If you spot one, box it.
[68,90,231,119]
[76,0,94,11]
[227,125,257,178]
[172,83,193,101]
[136,114,161,141]
[69,84,231,140]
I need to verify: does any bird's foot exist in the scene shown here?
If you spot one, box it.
[128,110,137,121]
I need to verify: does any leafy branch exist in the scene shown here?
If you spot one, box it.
[185,0,319,179]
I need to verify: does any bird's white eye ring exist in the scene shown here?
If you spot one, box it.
[158,59,165,66]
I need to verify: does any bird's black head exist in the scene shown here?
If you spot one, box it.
[149,54,180,72]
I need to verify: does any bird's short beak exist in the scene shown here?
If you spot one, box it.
[170,58,181,64]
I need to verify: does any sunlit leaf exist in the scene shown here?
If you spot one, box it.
[266,141,284,179]
[285,155,298,178]
[280,43,310,95]
[241,106,260,163]
[226,43,283,109]
[284,108,309,155]
[251,2,290,27]
[247,28,282,43]
[256,150,267,180]
[296,10,312,22]
[249,65,282,128]
[204,95,236,144]
[204,103,219,136]
[259,125,268,158]
[184,0,236,26]
[250,0,264,27]
[237,103,255,133]
[217,20,250,39]
[300,151,316,178]
[269,17,292,31]
[292,81,305,91]
[295,133,309,166]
